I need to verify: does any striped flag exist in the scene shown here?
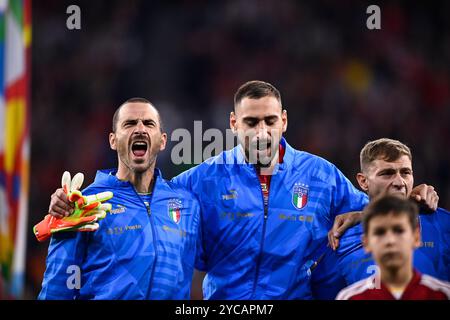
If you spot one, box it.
[0,0,31,299]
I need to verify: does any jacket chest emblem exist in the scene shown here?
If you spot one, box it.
[168,198,183,224]
[292,183,309,210]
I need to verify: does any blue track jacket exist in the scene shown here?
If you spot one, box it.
[172,138,368,299]
[39,168,200,299]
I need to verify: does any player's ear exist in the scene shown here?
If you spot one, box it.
[362,234,371,253]
[356,172,369,192]
[413,224,421,248]
[159,132,168,151]
[230,111,237,133]
[109,132,117,150]
[281,109,288,133]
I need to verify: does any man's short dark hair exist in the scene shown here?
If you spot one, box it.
[112,97,163,132]
[362,195,419,235]
[234,80,282,110]
[360,138,412,173]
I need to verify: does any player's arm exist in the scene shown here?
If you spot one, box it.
[174,167,210,300]
[310,244,347,300]
[47,171,112,218]
[328,211,362,250]
[190,270,206,300]
[190,200,209,301]
[328,180,439,250]
[36,172,112,240]
[410,183,439,212]
[49,187,73,218]
[38,232,87,299]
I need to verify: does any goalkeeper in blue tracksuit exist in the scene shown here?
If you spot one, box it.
[329,138,450,287]
[172,81,438,300]
[173,137,367,299]
[38,98,200,299]
[172,81,370,299]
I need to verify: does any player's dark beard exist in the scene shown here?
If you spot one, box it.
[248,139,276,168]
[256,157,272,168]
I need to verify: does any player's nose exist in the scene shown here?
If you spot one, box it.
[391,172,405,187]
[134,120,146,133]
[255,122,270,139]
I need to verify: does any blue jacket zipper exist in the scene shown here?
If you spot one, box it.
[131,183,158,299]
[251,166,269,298]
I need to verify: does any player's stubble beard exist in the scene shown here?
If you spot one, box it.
[117,133,159,180]
[240,134,279,170]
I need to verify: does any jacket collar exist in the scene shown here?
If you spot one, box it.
[93,168,163,189]
[230,137,295,172]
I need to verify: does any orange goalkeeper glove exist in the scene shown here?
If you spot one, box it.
[33,171,113,242]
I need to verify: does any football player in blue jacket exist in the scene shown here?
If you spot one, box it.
[332,138,450,288]
[172,80,373,299]
[173,82,439,300]
[38,98,201,299]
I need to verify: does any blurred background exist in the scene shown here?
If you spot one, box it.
[1,0,450,298]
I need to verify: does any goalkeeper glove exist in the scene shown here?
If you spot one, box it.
[33,171,113,242]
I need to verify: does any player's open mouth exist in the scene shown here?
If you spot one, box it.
[131,141,148,157]
[251,141,271,151]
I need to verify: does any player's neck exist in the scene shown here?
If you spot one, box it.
[380,264,413,292]
[116,163,156,193]
[256,162,276,176]
[131,171,155,193]
[255,151,280,176]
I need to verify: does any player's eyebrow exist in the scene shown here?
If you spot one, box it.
[263,115,279,122]
[377,167,412,175]
[242,115,279,121]
[377,168,396,175]
[122,118,155,125]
